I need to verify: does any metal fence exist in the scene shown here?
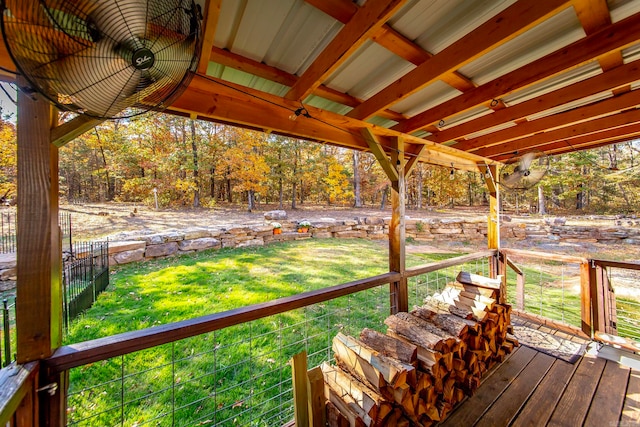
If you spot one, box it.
[1,297,15,367]
[63,241,110,329]
[0,211,73,254]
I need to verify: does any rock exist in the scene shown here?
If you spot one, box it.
[183,227,212,240]
[264,210,287,220]
[237,239,264,248]
[0,268,16,280]
[0,253,16,270]
[178,238,221,251]
[145,242,179,258]
[113,248,145,264]
[108,241,146,255]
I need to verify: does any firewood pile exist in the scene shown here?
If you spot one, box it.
[321,272,519,426]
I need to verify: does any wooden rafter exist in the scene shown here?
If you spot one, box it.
[347,0,572,120]
[393,10,640,134]
[207,47,405,122]
[431,60,640,145]
[196,0,221,74]
[475,108,640,158]
[453,89,640,152]
[285,0,406,101]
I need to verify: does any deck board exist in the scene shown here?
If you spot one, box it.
[583,360,630,426]
[621,370,640,425]
[474,351,555,427]
[441,346,536,426]
[547,354,606,427]
[510,358,579,427]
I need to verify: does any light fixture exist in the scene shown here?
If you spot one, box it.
[484,164,492,179]
[288,105,311,121]
[449,163,455,181]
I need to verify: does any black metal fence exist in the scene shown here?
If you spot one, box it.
[0,211,73,254]
[63,241,109,329]
[1,297,15,366]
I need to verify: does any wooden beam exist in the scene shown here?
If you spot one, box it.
[285,0,406,101]
[16,86,62,363]
[404,145,426,177]
[475,108,640,158]
[432,60,640,144]
[361,128,398,182]
[208,47,405,121]
[452,88,640,152]
[51,114,103,148]
[478,162,496,194]
[393,10,640,134]
[389,136,407,314]
[196,0,221,74]
[348,0,572,120]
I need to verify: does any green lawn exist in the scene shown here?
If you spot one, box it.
[65,239,460,426]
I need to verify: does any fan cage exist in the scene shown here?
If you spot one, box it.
[1,0,202,119]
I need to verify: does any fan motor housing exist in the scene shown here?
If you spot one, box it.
[132,48,156,70]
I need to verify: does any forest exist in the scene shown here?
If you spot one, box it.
[0,111,639,214]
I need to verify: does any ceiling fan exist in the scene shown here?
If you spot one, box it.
[499,150,549,191]
[1,0,202,119]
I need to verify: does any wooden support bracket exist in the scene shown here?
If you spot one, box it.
[361,128,399,182]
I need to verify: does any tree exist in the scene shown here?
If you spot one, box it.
[0,116,16,200]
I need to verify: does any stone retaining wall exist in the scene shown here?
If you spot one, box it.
[1,217,638,279]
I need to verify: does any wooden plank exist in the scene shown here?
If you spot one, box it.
[0,362,39,426]
[475,351,555,427]
[196,0,222,74]
[546,354,607,427]
[583,360,630,427]
[307,366,326,427]
[16,82,62,363]
[621,370,640,425]
[500,248,587,264]
[441,346,537,426]
[511,358,580,427]
[405,250,497,278]
[581,262,593,337]
[292,351,310,427]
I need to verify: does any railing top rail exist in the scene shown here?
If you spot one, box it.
[46,272,400,373]
[592,259,640,271]
[500,248,588,264]
[405,250,497,278]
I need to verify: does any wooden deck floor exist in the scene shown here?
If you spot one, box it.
[441,318,640,427]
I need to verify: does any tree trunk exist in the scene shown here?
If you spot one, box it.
[210,166,215,198]
[94,130,113,201]
[190,119,200,207]
[226,167,232,203]
[380,185,388,210]
[291,180,297,209]
[538,186,546,215]
[247,190,255,212]
[278,177,284,209]
[416,167,423,210]
[353,151,363,208]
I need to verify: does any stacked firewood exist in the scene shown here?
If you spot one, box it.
[322,272,519,426]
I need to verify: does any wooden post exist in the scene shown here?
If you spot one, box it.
[389,137,407,314]
[483,164,500,282]
[292,351,310,427]
[16,83,62,363]
[582,261,595,337]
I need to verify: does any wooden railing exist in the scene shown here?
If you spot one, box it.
[2,248,637,425]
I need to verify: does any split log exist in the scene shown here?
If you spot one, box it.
[394,312,460,353]
[332,333,415,389]
[385,314,450,354]
[327,401,350,427]
[456,271,501,289]
[448,281,498,298]
[325,383,370,427]
[359,328,417,365]
[411,306,480,337]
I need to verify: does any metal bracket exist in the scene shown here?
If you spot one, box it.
[37,382,58,396]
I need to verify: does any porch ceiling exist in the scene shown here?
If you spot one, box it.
[2,0,640,171]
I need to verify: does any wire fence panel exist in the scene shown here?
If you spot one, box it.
[503,255,583,330]
[63,241,109,328]
[604,266,640,341]
[65,285,391,426]
[408,256,491,309]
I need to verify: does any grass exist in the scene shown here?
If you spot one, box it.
[65,239,462,426]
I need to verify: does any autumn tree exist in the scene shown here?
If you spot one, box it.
[0,115,16,200]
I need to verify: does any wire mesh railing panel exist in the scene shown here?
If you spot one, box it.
[408,257,490,309]
[66,285,391,426]
[0,212,16,254]
[605,266,640,341]
[504,256,582,330]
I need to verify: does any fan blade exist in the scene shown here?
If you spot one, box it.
[56,40,142,117]
[91,0,148,44]
[519,152,537,171]
[502,171,524,187]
